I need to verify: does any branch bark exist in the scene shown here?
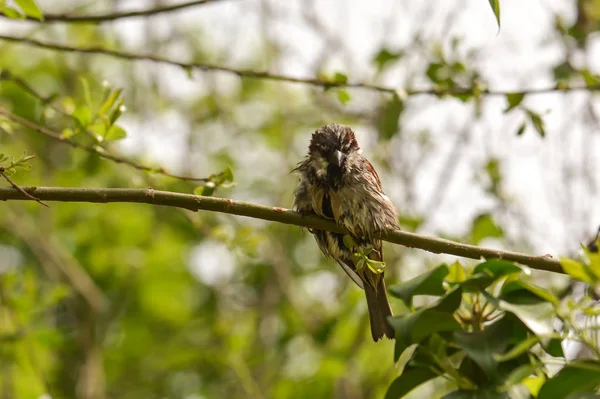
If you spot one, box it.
[0,34,599,97]
[0,186,563,274]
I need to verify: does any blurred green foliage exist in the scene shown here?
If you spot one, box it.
[0,0,600,398]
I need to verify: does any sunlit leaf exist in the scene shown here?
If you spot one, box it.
[14,0,43,20]
[487,0,501,28]
[504,92,525,113]
[560,257,594,284]
[104,125,127,141]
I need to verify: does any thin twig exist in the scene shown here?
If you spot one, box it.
[0,169,48,207]
[0,106,212,182]
[0,186,564,274]
[0,0,234,23]
[1,34,599,97]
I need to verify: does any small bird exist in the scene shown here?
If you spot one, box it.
[293,123,399,341]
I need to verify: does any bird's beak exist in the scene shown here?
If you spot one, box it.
[329,150,346,168]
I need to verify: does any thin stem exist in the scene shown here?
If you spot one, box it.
[0,0,234,23]
[1,35,599,97]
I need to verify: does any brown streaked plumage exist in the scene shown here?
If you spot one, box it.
[293,123,399,341]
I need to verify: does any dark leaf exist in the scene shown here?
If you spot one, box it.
[388,264,449,304]
[384,367,437,399]
[373,48,403,72]
[504,92,525,113]
[537,362,600,399]
[525,109,546,138]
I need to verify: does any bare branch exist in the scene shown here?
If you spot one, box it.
[0,0,234,23]
[0,168,49,207]
[0,35,599,97]
[0,186,563,274]
[0,106,212,182]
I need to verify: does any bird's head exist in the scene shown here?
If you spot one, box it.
[306,123,361,187]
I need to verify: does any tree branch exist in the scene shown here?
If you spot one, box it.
[0,34,598,97]
[1,0,233,23]
[0,186,563,274]
[0,106,213,182]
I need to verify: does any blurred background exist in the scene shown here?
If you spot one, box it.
[0,0,599,397]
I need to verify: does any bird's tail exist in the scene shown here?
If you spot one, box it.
[364,276,394,341]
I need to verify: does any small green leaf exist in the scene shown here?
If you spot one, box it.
[470,213,504,244]
[88,124,106,141]
[342,235,356,250]
[337,89,351,105]
[377,93,404,140]
[98,88,122,116]
[72,105,91,128]
[560,257,595,284]
[194,183,215,196]
[487,0,501,28]
[332,72,348,84]
[525,109,546,137]
[446,261,467,283]
[14,0,43,20]
[384,368,437,399]
[2,5,25,19]
[516,121,527,136]
[504,92,525,112]
[104,125,127,141]
[373,48,403,72]
[388,264,449,304]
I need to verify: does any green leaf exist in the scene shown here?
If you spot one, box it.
[391,287,462,360]
[525,109,545,137]
[373,48,403,72]
[461,259,522,291]
[470,213,504,244]
[332,72,348,84]
[2,5,25,19]
[516,121,526,136]
[104,125,127,141]
[88,123,106,140]
[377,93,404,140]
[337,89,351,105]
[398,215,424,232]
[72,105,92,128]
[560,258,594,284]
[504,363,544,388]
[446,261,467,283]
[194,183,215,196]
[395,343,418,375]
[500,280,559,306]
[453,316,514,378]
[494,299,555,336]
[487,0,501,28]
[384,368,437,399]
[388,264,449,304]
[99,88,122,116]
[14,0,43,20]
[537,362,600,399]
[472,259,522,277]
[504,92,525,112]
[442,389,508,399]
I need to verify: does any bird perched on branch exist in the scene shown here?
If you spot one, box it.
[293,123,399,341]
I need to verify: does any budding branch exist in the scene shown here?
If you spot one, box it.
[0,186,563,274]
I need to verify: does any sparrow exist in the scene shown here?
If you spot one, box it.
[293,123,398,341]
